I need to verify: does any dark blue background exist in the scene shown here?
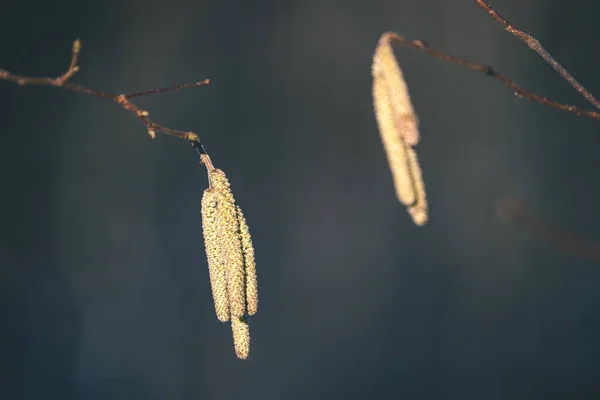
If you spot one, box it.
[2,0,600,398]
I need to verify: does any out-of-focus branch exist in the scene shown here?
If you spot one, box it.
[0,39,210,142]
[497,196,600,264]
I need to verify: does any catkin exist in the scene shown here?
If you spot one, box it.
[201,188,230,322]
[372,32,429,226]
[209,169,247,318]
[231,315,251,360]
[373,72,416,207]
[373,32,420,146]
[236,205,258,316]
[200,158,259,359]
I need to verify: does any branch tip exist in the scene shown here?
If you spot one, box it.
[1,41,209,145]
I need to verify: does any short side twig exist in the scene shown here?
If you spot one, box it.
[385,33,600,121]
[474,0,600,110]
[0,39,210,142]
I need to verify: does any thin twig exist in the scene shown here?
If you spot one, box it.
[474,0,600,110]
[386,33,600,121]
[0,39,209,142]
[123,80,210,99]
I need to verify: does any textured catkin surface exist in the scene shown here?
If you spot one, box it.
[209,169,247,318]
[231,315,250,360]
[201,189,230,322]
[237,205,258,316]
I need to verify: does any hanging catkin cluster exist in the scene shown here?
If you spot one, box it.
[372,32,428,226]
[201,162,258,359]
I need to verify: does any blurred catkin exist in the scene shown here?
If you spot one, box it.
[372,32,429,226]
[405,147,428,226]
[374,32,420,146]
[201,188,230,322]
[200,161,258,359]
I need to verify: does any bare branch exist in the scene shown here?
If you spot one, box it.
[386,33,600,121]
[474,0,600,110]
[0,39,210,142]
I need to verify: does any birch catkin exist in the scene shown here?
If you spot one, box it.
[200,161,259,359]
[201,188,230,322]
[236,205,258,316]
[208,169,247,318]
[372,32,429,226]
[374,32,420,146]
[231,315,251,360]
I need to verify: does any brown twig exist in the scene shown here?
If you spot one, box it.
[123,81,209,99]
[386,33,600,121]
[474,0,600,110]
[0,39,210,143]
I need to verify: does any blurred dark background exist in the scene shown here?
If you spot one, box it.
[2,0,600,398]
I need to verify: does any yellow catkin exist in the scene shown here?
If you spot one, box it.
[231,315,251,359]
[236,205,258,316]
[201,189,230,322]
[209,169,247,318]
[373,32,420,146]
[372,32,429,226]
[200,159,259,359]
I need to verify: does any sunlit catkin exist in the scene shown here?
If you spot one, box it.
[231,315,250,359]
[199,151,259,359]
[372,32,429,226]
[201,188,230,322]
[236,205,258,316]
[209,169,247,318]
[373,72,416,207]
